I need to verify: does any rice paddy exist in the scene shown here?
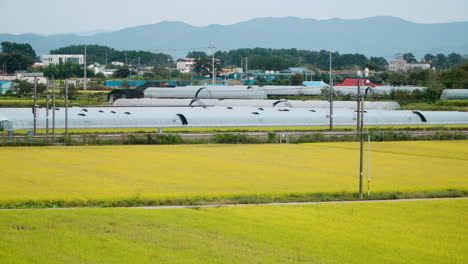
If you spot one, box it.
[0,199,466,263]
[0,141,466,206]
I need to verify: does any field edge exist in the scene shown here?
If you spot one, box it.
[1,189,466,209]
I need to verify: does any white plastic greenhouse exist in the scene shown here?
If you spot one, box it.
[334,86,426,96]
[113,98,401,110]
[144,86,267,99]
[440,89,468,100]
[1,107,467,131]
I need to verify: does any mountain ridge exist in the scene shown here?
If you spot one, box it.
[1,16,467,58]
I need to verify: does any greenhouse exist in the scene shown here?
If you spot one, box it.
[113,98,401,110]
[1,107,467,131]
[440,89,468,100]
[333,86,426,96]
[144,86,267,99]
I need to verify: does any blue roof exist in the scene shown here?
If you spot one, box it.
[303,81,328,87]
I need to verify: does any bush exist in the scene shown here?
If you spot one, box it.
[436,99,468,107]
[211,133,263,144]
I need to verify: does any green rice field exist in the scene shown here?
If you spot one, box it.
[0,199,466,264]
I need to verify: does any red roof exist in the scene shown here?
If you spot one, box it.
[335,78,380,87]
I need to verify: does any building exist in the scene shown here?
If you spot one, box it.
[280,67,314,74]
[335,78,380,87]
[389,56,431,72]
[0,81,13,94]
[111,61,125,66]
[41,54,84,66]
[176,58,196,73]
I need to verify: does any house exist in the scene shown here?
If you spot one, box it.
[389,56,431,72]
[335,78,380,87]
[176,58,196,73]
[88,63,106,75]
[41,54,84,66]
[111,61,125,66]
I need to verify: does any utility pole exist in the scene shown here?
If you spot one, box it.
[209,46,216,86]
[52,79,56,139]
[358,68,369,199]
[83,45,87,90]
[105,50,108,68]
[46,79,49,138]
[245,57,248,73]
[125,51,128,65]
[367,134,371,197]
[138,56,141,69]
[356,72,361,132]
[33,77,37,135]
[329,51,334,132]
[65,80,69,138]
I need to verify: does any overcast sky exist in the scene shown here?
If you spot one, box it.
[1,0,467,35]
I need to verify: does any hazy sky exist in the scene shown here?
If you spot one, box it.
[1,0,467,35]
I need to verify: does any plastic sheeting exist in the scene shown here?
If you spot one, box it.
[144,86,267,99]
[334,86,426,96]
[440,89,468,100]
[113,98,401,110]
[1,107,467,131]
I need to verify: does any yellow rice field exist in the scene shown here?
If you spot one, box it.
[0,141,467,201]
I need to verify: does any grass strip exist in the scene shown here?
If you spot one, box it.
[1,189,466,209]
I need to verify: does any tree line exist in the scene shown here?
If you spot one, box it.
[188,48,389,71]
[50,45,173,66]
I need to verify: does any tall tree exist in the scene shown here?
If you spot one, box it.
[291,73,304,85]
[193,57,220,77]
[1,42,36,60]
[0,53,34,73]
[403,53,417,63]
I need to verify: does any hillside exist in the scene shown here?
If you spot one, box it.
[1,16,467,58]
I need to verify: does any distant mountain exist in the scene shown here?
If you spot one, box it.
[1,16,467,58]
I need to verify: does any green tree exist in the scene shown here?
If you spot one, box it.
[14,80,46,97]
[447,53,463,68]
[291,73,304,85]
[42,61,94,79]
[403,53,417,63]
[423,54,435,63]
[51,45,172,66]
[186,51,208,58]
[433,54,448,69]
[0,53,34,73]
[193,57,220,77]
[1,42,36,60]
[440,64,468,88]
[152,66,171,79]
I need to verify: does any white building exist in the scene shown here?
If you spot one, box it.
[41,54,84,66]
[111,61,125,66]
[176,58,196,73]
[389,56,431,72]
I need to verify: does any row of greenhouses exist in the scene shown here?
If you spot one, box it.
[1,107,467,131]
[113,98,401,110]
[142,85,427,99]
